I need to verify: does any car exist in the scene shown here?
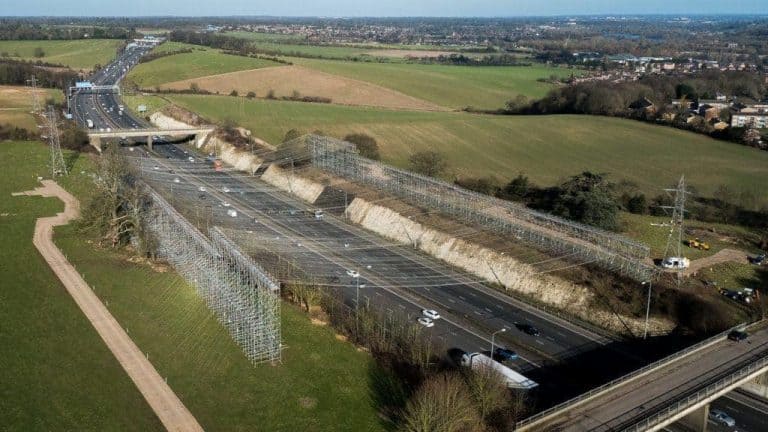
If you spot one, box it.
[749,254,766,265]
[226,209,238,218]
[222,187,231,193]
[422,309,441,320]
[173,178,181,183]
[708,409,736,427]
[188,156,195,162]
[221,202,231,207]
[728,330,748,342]
[417,317,435,328]
[198,186,206,192]
[346,269,360,278]
[494,348,519,361]
[152,165,160,170]
[517,323,540,336]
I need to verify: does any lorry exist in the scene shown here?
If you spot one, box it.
[86,119,94,129]
[460,352,538,389]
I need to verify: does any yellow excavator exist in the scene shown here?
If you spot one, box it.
[686,237,710,251]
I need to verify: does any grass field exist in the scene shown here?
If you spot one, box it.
[142,94,768,203]
[1,139,390,431]
[0,39,122,69]
[293,58,575,109]
[0,141,163,431]
[127,46,281,88]
[0,85,63,129]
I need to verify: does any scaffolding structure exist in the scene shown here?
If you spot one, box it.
[145,189,281,363]
[45,106,68,177]
[307,135,654,281]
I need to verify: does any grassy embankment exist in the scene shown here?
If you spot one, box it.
[1,140,391,431]
[0,39,122,69]
[125,93,768,206]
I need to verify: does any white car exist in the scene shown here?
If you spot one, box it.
[226,209,238,218]
[708,409,735,427]
[221,202,231,207]
[173,178,181,183]
[222,187,231,193]
[198,186,206,192]
[422,309,441,320]
[417,317,435,328]
[188,156,195,163]
[346,269,360,278]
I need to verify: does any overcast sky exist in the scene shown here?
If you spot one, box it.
[2,0,767,17]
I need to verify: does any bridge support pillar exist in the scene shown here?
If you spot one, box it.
[679,403,709,432]
[147,134,153,151]
[197,132,212,149]
[89,136,102,153]
[741,370,768,398]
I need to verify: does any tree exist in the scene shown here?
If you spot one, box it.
[246,91,256,99]
[409,151,447,178]
[743,127,762,147]
[400,373,481,432]
[266,89,276,99]
[501,174,531,201]
[343,133,380,160]
[552,172,619,230]
[229,89,238,97]
[675,83,697,100]
[33,47,45,58]
[462,367,509,421]
[189,82,200,93]
[282,128,302,143]
[624,193,647,214]
[454,176,500,196]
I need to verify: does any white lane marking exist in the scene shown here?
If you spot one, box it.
[536,340,545,346]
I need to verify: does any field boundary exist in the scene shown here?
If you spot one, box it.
[16,180,204,432]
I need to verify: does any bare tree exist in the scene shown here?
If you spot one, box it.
[400,372,482,432]
[409,151,448,178]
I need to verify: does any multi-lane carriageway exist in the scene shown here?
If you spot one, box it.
[72,39,768,431]
[73,41,633,393]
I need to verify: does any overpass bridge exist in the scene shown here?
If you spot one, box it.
[87,127,215,152]
[515,321,768,431]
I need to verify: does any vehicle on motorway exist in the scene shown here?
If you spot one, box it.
[152,165,159,170]
[227,209,238,218]
[198,186,207,192]
[728,330,749,342]
[173,178,181,183]
[494,348,519,361]
[86,119,94,128]
[221,202,231,207]
[417,317,434,328]
[346,269,360,278]
[314,210,325,220]
[422,309,441,320]
[460,352,538,389]
[708,409,736,427]
[516,323,540,336]
[222,187,231,193]
[188,157,195,163]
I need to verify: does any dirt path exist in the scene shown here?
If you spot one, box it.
[684,248,749,276]
[15,180,204,432]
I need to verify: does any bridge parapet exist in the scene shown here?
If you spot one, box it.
[625,353,768,431]
[515,324,746,431]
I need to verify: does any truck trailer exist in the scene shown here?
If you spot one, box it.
[461,352,538,389]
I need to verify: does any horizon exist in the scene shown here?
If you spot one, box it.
[2,0,767,18]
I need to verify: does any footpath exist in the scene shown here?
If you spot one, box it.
[14,180,204,432]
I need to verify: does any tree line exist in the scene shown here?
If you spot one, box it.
[0,21,137,41]
[0,59,79,89]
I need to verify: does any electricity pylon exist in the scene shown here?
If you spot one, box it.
[45,106,68,177]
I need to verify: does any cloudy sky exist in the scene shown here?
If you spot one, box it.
[2,0,767,17]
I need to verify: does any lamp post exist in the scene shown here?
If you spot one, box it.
[643,280,653,339]
[490,328,506,359]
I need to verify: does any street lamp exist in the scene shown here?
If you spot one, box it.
[490,328,506,359]
[643,280,653,339]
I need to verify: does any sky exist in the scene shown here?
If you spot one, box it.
[1,0,767,17]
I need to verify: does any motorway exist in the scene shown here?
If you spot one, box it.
[72,40,656,403]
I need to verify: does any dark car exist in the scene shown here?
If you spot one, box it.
[494,348,519,361]
[728,330,748,342]
[517,323,540,336]
[749,254,765,265]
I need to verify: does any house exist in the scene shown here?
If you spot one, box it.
[697,99,730,111]
[698,104,721,121]
[731,113,768,129]
[629,97,656,115]
[709,119,729,130]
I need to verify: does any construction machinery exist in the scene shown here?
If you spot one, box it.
[686,237,710,251]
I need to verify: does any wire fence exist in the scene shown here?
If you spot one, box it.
[306,135,654,281]
[145,188,281,363]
